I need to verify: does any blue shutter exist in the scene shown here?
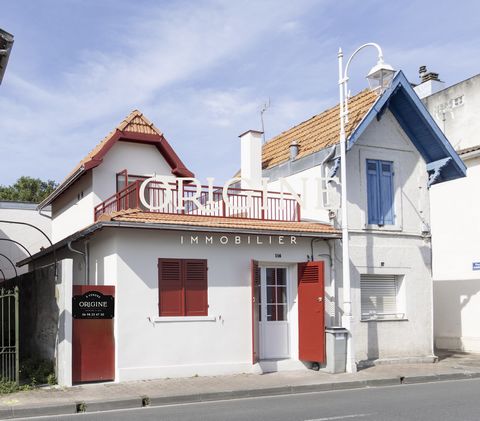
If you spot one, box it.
[366,159,395,226]
[366,160,380,224]
[379,161,394,225]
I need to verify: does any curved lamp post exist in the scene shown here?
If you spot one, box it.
[337,43,395,373]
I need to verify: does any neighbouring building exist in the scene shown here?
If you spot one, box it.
[417,70,480,352]
[18,70,464,386]
[0,200,51,279]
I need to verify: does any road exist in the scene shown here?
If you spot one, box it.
[15,378,480,421]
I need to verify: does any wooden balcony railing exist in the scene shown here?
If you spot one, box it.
[94,180,301,222]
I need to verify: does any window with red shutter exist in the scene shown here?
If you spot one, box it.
[158,258,208,317]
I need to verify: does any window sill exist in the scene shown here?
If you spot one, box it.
[361,318,408,323]
[152,316,217,323]
[363,224,403,232]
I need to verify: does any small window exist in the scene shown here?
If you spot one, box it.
[366,159,394,225]
[158,259,208,317]
[360,274,405,320]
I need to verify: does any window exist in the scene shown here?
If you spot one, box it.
[116,169,147,192]
[360,274,405,320]
[265,268,287,321]
[158,259,208,317]
[366,159,394,225]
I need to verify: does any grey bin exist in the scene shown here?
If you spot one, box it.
[323,327,348,373]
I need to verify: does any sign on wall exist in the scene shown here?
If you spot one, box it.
[72,290,114,319]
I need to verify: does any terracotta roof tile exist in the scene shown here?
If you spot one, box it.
[262,89,377,169]
[104,210,339,235]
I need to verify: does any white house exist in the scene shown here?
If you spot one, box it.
[417,71,480,352]
[20,70,464,386]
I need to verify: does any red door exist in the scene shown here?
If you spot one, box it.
[251,260,260,364]
[298,261,325,363]
[72,285,115,383]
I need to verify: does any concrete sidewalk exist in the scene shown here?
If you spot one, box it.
[1,351,479,419]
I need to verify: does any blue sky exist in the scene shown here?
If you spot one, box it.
[0,0,479,186]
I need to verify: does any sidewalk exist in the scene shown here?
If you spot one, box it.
[1,351,480,419]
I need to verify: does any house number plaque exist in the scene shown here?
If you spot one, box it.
[72,290,114,319]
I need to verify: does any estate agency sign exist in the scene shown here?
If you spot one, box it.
[72,290,114,319]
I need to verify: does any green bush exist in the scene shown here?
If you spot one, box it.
[0,379,32,394]
[20,358,56,385]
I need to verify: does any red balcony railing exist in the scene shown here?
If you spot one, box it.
[94,180,301,222]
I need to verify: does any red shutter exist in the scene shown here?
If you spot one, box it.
[184,259,208,316]
[158,259,184,316]
[298,261,325,363]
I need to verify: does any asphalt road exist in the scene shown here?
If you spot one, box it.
[16,378,480,421]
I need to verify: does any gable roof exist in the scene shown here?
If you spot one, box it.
[259,71,466,184]
[39,110,194,209]
[347,71,466,183]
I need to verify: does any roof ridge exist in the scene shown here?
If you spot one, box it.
[116,109,163,136]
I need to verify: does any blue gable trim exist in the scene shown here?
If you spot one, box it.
[347,71,466,184]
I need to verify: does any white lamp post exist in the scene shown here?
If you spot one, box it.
[337,43,394,373]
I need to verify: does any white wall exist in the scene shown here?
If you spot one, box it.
[422,74,480,151]
[348,111,433,361]
[431,157,480,351]
[424,74,480,352]
[52,172,94,243]
[0,201,52,278]
[92,141,173,203]
[85,228,331,381]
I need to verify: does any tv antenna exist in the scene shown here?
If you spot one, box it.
[260,98,271,143]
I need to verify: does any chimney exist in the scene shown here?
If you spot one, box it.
[290,140,299,160]
[239,130,263,189]
[413,65,445,99]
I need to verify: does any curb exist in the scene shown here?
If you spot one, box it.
[1,371,479,419]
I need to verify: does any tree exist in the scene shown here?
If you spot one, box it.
[0,176,58,203]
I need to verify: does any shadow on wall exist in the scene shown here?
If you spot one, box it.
[3,264,59,362]
[434,279,480,351]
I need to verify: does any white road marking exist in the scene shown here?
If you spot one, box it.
[305,415,371,421]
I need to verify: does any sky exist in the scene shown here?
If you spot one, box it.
[0,0,479,186]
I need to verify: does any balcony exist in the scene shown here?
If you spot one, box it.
[94,179,301,222]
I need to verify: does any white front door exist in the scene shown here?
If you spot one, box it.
[259,267,290,359]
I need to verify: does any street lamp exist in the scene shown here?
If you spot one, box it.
[337,43,394,373]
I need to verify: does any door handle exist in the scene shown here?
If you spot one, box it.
[317,297,323,302]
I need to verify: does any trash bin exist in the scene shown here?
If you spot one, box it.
[323,327,348,373]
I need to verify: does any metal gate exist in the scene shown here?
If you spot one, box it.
[0,287,19,384]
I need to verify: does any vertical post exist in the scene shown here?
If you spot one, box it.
[338,47,356,373]
[136,180,140,209]
[14,286,19,385]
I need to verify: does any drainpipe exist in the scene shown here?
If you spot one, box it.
[327,239,337,326]
[67,241,87,285]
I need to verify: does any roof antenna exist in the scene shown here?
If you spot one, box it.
[260,98,271,143]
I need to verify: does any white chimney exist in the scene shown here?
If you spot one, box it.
[414,65,445,99]
[239,129,263,190]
